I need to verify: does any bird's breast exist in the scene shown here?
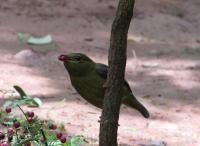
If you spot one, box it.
[70,74,105,108]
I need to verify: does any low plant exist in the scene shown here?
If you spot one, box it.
[0,86,85,146]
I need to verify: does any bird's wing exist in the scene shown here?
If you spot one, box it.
[95,63,108,79]
[95,63,133,93]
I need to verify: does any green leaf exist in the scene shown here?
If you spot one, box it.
[43,131,62,146]
[2,121,13,126]
[32,141,42,146]
[28,34,52,45]
[11,135,19,146]
[13,96,42,107]
[17,32,31,43]
[3,100,13,107]
[33,97,43,106]
[64,141,71,146]
[13,85,42,107]
[71,136,84,146]
[48,140,62,146]
[17,32,53,45]
[13,99,28,107]
[13,85,27,98]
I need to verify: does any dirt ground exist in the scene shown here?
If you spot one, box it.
[0,0,200,145]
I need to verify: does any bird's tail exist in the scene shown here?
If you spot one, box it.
[124,95,150,118]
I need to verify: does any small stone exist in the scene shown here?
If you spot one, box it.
[108,5,115,10]
[140,140,166,146]
[84,38,94,42]
[150,140,166,146]
[14,49,38,65]
[142,62,159,68]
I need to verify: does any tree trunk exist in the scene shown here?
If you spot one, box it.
[99,0,135,146]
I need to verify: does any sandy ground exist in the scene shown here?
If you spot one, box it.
[0,0,200,145]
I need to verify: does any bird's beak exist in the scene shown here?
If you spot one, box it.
[58,55,71,62]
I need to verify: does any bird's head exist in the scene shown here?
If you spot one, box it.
[58,53,95,76]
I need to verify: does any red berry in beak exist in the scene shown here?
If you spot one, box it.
[58,55,70,61]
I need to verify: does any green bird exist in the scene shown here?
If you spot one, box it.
[58,53,149,118]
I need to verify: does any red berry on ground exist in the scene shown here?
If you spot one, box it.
[13,122,20,128]
[27,111,34,117]
[27,117,33,123]
[60,136,66,143]
[5,107,11,113]
[56,132,63,139]
[0,143,7,146]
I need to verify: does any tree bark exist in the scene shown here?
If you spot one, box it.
[99,0,135,146]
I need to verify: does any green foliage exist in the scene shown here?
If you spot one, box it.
[17,32,57,53]
[13,85,27,97]
[0,105,87,146]
[28,34,52,45]
[45,131,84,146]
[0,86,88,146]
[13,96,42,107]
[17,32,53,45]
[1,85,42,108]
[13,85,42,107]
[17,32,30,43]
[0,108,15,126]
[70,136,84,146]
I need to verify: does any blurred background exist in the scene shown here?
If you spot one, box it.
[0,0,200,145]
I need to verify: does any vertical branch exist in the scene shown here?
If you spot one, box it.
[99,0,135,146]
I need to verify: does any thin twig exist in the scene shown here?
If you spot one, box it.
[40,129,48,146]
[17,105,28,121]
[17,104,32,136]
[15,129,20,143]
